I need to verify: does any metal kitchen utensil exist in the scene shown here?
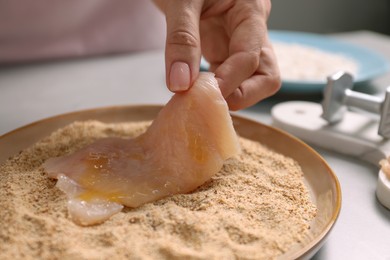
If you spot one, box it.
[271,71,390,209]
[322,71,390,138]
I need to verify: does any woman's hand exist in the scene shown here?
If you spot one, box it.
[154,0,281,110]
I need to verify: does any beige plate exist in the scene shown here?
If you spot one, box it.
[0,105,341,259]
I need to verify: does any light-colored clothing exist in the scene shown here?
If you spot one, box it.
[0,0,166,63]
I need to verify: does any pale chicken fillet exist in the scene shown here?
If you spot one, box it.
[43,72,240,226]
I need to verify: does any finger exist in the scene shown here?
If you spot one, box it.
[199,18,229,66]
[225,74,280,110]
[226,44,281,110]
[164,0,204,92]
[215,20,265,97]
[208,63,221,73]
[214,48,261,98]
[215,2,268,97]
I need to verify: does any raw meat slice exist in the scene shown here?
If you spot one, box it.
[43,72,240,225]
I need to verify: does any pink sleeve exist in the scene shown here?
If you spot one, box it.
[0,0,166,63]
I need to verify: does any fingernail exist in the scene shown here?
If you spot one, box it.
[169,62,190,92]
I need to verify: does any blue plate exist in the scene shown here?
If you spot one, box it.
[269,30,390,93]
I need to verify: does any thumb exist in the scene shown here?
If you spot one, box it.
[163,0,203,92]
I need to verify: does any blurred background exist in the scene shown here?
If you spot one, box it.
[268,0,390,35]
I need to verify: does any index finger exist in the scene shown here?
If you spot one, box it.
[214,5,268,97]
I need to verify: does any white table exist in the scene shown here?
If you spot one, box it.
[1,31,389,259]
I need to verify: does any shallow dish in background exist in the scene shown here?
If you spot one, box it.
[0,105,341,259]
[269,30,390,93]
